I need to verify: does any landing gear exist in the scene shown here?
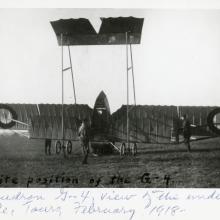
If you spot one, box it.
[55,140,72,155]
[131,143,137,156]
[66,140,72,154]
[55,140,62,154]
[120,142,126,156]
[120,142,137,156]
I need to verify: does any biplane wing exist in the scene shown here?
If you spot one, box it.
[29,104,92,140]
[0,100,219,145]
[50,17,144,45]
[0,104,92,140]
[109,105,218,144]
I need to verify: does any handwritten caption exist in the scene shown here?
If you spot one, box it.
[0,189,219,219]
[0,172,177,187]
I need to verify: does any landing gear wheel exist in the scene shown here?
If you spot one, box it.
[120,143,125,156]
[55,140,62,154]
[131,143,137,156]
[0,104,18,129]
[207,108,220,135]
[66,140,72,154]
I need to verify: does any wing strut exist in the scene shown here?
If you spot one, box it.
[60,35,78,156]
[125,32,138,150]
[61,34,64,152]
[68,46,77,104]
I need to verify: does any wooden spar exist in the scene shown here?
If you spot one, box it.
[109,142,120,152]
[37,104,41,115]
[126,32,130,149]
[129,43,138,141]
[11,119,29,126]
[130,44,136,106]
[61,34,64,146]
[68,46,77,104]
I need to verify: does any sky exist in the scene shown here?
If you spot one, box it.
[0,8,220,112]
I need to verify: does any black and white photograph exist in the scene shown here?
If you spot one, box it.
[0,8,220,188]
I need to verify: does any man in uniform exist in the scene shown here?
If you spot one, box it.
[181,114,191,152]
[78,119,90,164]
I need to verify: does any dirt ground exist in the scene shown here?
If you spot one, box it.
[0,130,220,188]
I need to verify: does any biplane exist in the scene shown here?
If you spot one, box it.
[0,16,220,156]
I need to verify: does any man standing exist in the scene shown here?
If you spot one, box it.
[78,119,90,164]
[181,114,191,152]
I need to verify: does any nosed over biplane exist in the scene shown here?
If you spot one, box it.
[0,16,220,156]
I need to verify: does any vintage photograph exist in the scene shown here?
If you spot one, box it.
[0,8,220,187]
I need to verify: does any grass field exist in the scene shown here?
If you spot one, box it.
[0,130,220,188]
